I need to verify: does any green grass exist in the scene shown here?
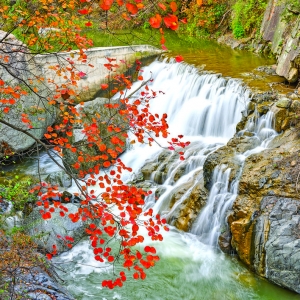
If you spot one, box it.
[81,27,161,48]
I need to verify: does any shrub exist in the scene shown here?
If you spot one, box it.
[231,0,268,38]
[0,175,38,214]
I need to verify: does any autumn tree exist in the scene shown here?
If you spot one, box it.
[0,0,187,293]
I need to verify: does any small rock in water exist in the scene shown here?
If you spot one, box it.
[289,93,299,100]
[276,97,292,109]
[291,160,297,167]
[287,67,298,83]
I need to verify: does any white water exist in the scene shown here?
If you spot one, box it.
[29,59,293,299]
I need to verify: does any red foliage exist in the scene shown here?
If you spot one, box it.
[0,0,189,290]
[149,14,162,28]
[164,14,179,30]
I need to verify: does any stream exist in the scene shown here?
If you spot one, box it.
[18,44,300,299]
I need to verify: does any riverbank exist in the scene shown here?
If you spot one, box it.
[190,0,300,85]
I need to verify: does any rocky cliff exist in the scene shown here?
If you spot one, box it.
[205,91,300,293]
[261,0,300,83]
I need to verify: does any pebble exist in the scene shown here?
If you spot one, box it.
[291,161,297,167]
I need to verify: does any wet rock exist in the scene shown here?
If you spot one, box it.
[44,171,72,188]
[134,180,155,190]
[276,97,292,109]
[229,136,260,153]
[155,186,167,198]
[169,174,208,232]
[256,65,277,76]
[289,93,299,100]
[218,230,234,253]
[247,101,256,114]
[141,162,159,181]
[203,145,239,190]
[173,163,187,183]
[281,116,295,131]
[271,106,288,132]
[287,67,299,83]
[242,131,255,137]
[229,127,300,293]
[236,115,248,133]
[257,103,270,115]
[13,267,74,299]
[251,91,277,104]
[290,100,300,113]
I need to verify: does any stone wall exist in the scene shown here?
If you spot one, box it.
[30,45,162,101]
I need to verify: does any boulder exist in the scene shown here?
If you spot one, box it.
[287,67,299,83]
[290,100,300,113]
[23,203,85,253]
[0,30,56,158]
[262,197,300,293]
[203,144,243,190]
[271,106,288,132]
[229,127,300,293]
[276,97,292,109]
[44,171,72,188]
[168,172,208,232]
[218,230,234,254]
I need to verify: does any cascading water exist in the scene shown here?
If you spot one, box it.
[32,59,299,299]
[191,110,277,247]
[120,58,250,224]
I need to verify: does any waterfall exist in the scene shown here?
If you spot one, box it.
[120,60,251,219]
[47,59,295,299]
[137,59,249,139]
[190,165,237,246]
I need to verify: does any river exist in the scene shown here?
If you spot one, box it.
[18,41,300,299]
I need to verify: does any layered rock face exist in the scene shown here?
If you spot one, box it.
[218,0,300,84]
[260,0,300,83]
[133,147,209,232]
[230,126,300,293]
